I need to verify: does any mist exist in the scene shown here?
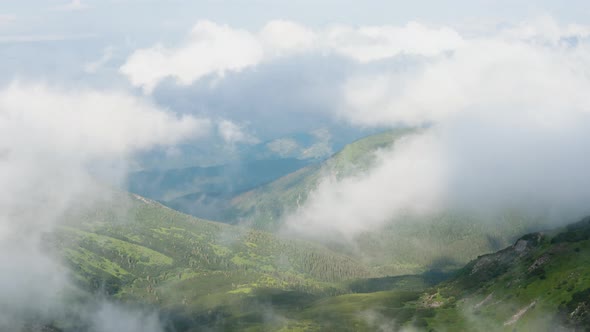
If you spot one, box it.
[0,82,208,330]
[284,17,590,238]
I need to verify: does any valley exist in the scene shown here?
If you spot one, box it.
[29,130,581,331]
[39,189,590,331]
[5,5,590,331]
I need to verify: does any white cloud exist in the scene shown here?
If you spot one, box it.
[285,132,446,237]
[266,138,301,157]
[260,20,316,55]
[90,302,162,332]
[121,20,264,93]
[121,20,463,93]
[0,82,209,328]
[217,119,259,145]
[341,35,590,127]
[285,17,590,238]
[0,82,210,158]
[324,22,463,63]
[499,15,590,45]
[54,0,91,12]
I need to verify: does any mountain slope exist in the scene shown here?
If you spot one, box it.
[228,129,414,229]
[53,191,376,290]
[42,191,590,331]
[127,127,367,220]
[273,217,590,331]
[422,217,590,331]
[228,129,543,275]
[42,191,389,330]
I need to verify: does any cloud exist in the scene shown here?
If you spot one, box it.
[264,128,333,160]
[0,82,210,157]
[324,22,463,63]
[284,17,590,238]
[54,0,91,12]
[0,81,209,329]
[260,20,316,55]
[89,302,163,332]
[341,25,590,127]
[300,128,333,159]
[266,138,301,157]
[217,119,259,145]
[499,15,590,44]
[121,20,462,93]
[84,46,114,73]
[284,132,445,238]
[121,20,265,93]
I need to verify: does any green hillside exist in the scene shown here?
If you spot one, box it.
[228,129,414,229]
[44,195,590,331]
[34,131,575,331]
[42,191,391,330]
[228,129,544,276]
[254,218,590,331]
[420,217,590,331]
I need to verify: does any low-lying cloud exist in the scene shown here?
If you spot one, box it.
[285,17,590,238]
[0,82,209,329]
[217,119,260,145]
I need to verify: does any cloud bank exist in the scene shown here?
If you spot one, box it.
[0,82,208,329]
[54,0,91,12]
[284,17,590,238]
[121,20,463,93]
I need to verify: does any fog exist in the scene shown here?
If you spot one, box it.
[284,17,590,238]
[0,82,208,330]
[3,9,590,330]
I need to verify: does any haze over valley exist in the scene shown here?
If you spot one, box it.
[2,1,590,331]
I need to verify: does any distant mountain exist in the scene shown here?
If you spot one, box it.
[134,126,369,170]
[126,128,361,220]
[128,158,312,202]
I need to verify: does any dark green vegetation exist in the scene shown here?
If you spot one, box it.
[130,130,541,276]
[405,217,590,331]
[228,129,543,275]
[47,193,590,331]
[124,129,537,277]
[39,130,586,331]
[43,192,385,330]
